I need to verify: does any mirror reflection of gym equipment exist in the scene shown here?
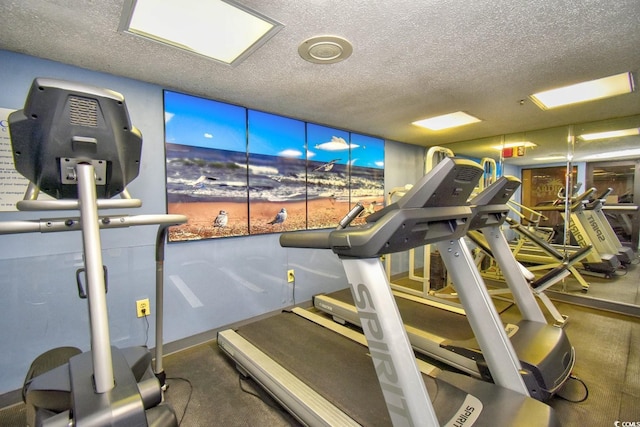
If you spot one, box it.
[446,119,640,315]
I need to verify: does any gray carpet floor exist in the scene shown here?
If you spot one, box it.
[525,303,640,426]
[161,341,301,427]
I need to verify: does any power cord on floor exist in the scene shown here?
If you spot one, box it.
[614,268,628,276]
[166,376,193,426]
[142,310,150,347]
[556,373,589,403]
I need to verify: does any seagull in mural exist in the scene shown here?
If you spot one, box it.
[192,175,217,188]
[268,208,287,225]
[213,210,228,227]
[330,135,349,146]
[364,201,377,215]
[313,159,341,172]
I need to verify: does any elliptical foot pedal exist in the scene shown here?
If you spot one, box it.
[22,346,82,401]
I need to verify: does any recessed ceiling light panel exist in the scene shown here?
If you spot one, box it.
[579,148,640,161]
[532,155,567,162]
[577,127,640,141]
[412,111,481,131]
[298,36,353,64]
[120,0,283,66]
[530,72,635,110]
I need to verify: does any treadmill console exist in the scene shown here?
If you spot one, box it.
[281,157,483,258]
[467,175,521,230]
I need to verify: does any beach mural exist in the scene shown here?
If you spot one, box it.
[163,90,384,242]
[247,110,307,234]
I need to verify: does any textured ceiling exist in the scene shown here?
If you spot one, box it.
[1,0,639,164]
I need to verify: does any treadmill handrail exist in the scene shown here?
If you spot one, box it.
[281,205,473,258]
[279,230,332,249]
[506,216,566,260]
[533,187,596,212]
[531,245,593,290]
[585,187,613,209]
[0,214,187,235]
[337,202,365,229]
[17,198,143,211]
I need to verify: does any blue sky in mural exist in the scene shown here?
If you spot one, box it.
[248,110,305,156]
[351,133,385,170]
[164,90,384,169]
[164,90,246,151]
[307,123,384,169]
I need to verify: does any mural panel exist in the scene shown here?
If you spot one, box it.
[349,133,385,225]
[247,110,307,234]
[164,91,249,241]
[306,124,351,229]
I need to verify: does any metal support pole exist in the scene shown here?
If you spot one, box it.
[154,225,170,388]
[436,238,530,396]
[481,224,547,324]
[76,163,114,393]
[342,257,439,427]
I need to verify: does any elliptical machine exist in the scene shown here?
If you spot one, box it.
[4,78,186,426]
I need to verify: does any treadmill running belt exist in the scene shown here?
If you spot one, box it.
[235,311,458,426]
[327,288,475,341]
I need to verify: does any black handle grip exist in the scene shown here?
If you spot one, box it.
[75,265,108,299]
[280,230,332,249]
[596,188,613,200]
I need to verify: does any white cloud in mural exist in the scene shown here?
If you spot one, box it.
[204,133,213,139]
[315,136,359,151]
[278,149,303,158]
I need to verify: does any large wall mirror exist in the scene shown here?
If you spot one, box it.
[444,114,640,313]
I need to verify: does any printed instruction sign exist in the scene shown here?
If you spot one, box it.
[0,107,31,211]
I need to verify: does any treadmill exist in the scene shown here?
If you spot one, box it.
[314,175,575,402]
[580,188,635,265]
[537,187,622,276]
[218,158,560,426]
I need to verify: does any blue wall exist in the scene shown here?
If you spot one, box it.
[0,50,425,394]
